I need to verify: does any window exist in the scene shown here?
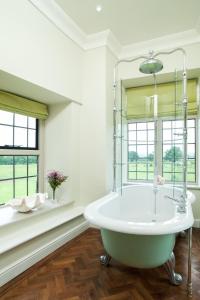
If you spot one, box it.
[128,121,155,181]
[162,119,196,183]
[128,118,197,184]
[0,110,38,149]
[0,110,40,205]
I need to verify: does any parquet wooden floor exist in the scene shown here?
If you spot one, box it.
[0,228,200,300]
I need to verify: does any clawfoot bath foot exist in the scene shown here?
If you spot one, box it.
[164,252,182,285]
[100,254,111,266]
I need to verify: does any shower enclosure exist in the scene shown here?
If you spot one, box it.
[113,49,192,295]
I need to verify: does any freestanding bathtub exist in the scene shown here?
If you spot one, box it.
[84,184,194,284]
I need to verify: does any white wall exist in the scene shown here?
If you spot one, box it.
[79,47,107,204]
[77,47,117,205]
[0,0,84,102]
[44,102,81,203]
[0,0,85,285]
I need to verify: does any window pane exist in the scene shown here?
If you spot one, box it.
[175,160,183,172]
[163,121,171,129]
[28,177,37,195]
[15,114,27,127]
[172,120,183,128]
[173,173,183,182]
[188,159,195,173]
[137,131,147,144]
[148,145,154,156]
[188,119,195,127]
[137,161,147,172]
[163,145,172,157]
[0,156,13,179]
[147,122,154,129]
[148,130,154,142]
[148,173,154,180]
[0,155,38,204]
[137,145,147,158]
[28,156,38,176]
[188,128,195,143]
[15,156,27,178]
[128,172,136,180]
[0,125,13,146]
[137,172,147,180]
[28,117,36,129]
[128,121,154,181]
[187,173,195,182]
[137,123,146,130]
[14,127,27,147]
[162,118,196,184]
[128,146,138,160]
[28,129,36,148]
[187,144,195,158]
[148,161,154,172]
[163,162,172,172]
[0,110,13,125]
[128,123,136,130]
[128,131,136,141]
[163,129,171,143]
[163,173,172,181]
[15,178,27,198]
[128,163,136,171]
[0,180,13,204]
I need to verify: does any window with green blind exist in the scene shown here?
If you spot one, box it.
[0,92,47,205]
[126,79,198,185]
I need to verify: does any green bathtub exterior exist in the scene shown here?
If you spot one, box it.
[101,229,176,268]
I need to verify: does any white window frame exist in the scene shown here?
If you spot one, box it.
[126,115,199,186]
[0,119,44,204]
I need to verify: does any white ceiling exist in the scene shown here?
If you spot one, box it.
[55,0,200,45]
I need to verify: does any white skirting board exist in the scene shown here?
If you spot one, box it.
[0,220,89,287]
[193,219,200,228]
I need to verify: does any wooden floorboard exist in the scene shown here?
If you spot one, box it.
[0,228,200,300]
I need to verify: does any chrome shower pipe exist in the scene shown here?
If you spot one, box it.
[113,55,149,192]
[113,48,187,213]
[154,48,187,213]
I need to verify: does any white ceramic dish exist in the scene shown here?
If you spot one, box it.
[8,193,46,213]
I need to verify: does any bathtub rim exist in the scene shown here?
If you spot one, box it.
[84,185,194,235]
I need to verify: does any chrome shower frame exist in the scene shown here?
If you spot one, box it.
[113,48,192,295]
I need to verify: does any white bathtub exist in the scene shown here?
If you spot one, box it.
[84,185,194,271]
[84,185,194,235]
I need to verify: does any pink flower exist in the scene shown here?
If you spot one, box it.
[47,170,68,190]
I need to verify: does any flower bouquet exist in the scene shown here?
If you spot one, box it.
[47,170,68,201]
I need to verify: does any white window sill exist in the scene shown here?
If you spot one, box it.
[0,200,84,254]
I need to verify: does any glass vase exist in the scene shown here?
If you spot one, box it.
[52,188,56,201]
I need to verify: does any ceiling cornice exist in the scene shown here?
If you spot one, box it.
[29,0,200,59]
[29,0,86,47]
[84,30,121,57]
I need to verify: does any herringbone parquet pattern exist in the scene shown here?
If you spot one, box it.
[1,228,200,300]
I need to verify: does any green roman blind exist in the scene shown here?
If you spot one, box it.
[126,78,197,120]
[0,91,48,119]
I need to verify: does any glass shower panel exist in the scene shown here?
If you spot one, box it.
[114,77,123,192]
